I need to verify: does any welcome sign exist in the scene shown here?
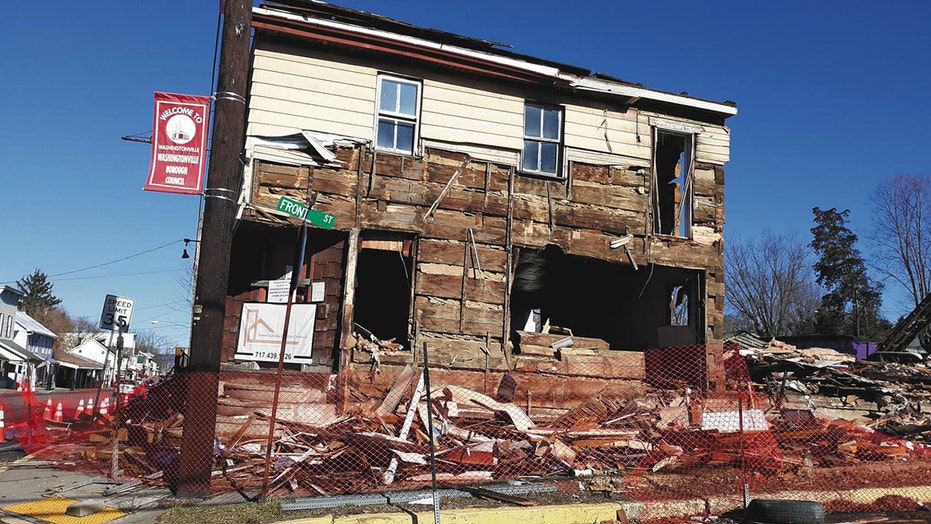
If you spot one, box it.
[143,92,211,195]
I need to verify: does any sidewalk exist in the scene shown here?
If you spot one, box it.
[0,387,101,397]
[0,451,175,524]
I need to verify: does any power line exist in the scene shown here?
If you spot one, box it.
[55,268,183,282]
[46,240,184,280]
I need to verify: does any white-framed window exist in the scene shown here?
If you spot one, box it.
[522,102,563,177]
[375,75,421,155]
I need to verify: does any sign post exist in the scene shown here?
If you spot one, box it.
[97,294,134,482]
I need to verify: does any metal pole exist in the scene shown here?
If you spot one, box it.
[422,342,441,524]
[111,330,123,480]
[260,222,307,500]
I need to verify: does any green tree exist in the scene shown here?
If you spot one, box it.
[810,207,889,338]
[16,269,61,317]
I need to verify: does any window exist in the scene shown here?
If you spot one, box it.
[522,103,563,177]
[653,130,694,238]
[375,75,421,154]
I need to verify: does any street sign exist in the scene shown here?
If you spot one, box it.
[99,294,135,331]
[276,196,335,230]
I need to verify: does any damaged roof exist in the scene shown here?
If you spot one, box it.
[255,1,737,119]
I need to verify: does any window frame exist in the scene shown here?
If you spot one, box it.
[374,74,422,156]
[652,128,696,239]
[521,102,564,178]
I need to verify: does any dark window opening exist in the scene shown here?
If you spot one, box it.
[510,245,703,350]
[352,233,414,350]
[653,131,693,237]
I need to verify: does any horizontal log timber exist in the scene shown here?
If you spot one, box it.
[255,160,310,189]
[345,365,646,413]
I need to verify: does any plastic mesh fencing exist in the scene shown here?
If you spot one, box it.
[3,343,931,515]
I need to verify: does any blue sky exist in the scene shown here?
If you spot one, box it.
[2,1,930,347]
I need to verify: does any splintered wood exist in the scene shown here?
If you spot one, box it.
[32,342,931,500]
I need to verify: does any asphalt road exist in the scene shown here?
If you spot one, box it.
[0,388,110,440]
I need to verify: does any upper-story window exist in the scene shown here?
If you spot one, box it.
[522,103,563,177]
[653,129,694,238]
[375,75,421,155]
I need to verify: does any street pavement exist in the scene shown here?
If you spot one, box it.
[0,448,176,524]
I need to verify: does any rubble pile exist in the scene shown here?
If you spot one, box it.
[19,338,931,500]
[740,339,931,443]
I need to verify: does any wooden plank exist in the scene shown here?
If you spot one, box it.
[517,331,610,350]
[417,272,463,300]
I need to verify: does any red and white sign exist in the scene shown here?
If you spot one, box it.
[143,92,211,195]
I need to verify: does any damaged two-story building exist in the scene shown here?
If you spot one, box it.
[218,0,737,390]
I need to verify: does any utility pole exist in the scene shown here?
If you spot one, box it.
[175,0,251,497]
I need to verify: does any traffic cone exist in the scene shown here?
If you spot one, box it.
[75,399,85,419]
[54,401,63,423]
[43,398,52,420]
[0,403,5,438]
[85,398,94,416]
[99,396,109,417]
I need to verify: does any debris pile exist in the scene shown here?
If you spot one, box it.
[18,337,931,501]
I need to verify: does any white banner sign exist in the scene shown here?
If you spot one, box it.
[234,302,316,363]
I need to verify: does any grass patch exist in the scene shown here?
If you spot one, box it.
[159,500,284,524]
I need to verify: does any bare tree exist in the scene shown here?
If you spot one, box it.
[135,329,177,373]
[869,174,931,348]
[725,232,820,338]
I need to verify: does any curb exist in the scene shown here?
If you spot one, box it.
[276,501,635,524]
[274,484,931,524]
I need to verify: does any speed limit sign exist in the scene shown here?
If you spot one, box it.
[98,294,135,331]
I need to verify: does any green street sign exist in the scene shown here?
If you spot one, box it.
[277,196,335,230]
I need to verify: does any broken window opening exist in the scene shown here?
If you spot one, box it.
[653,130,694,238]
[509,246,705,351]
[352,232,414,351]
[669,284,690,327]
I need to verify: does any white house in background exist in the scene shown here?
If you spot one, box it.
[13,311,58,390]
[0,286,43,389]
[63,331,140,384]
[67,338,118,385]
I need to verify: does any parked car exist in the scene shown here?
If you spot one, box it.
[117,379,141,395]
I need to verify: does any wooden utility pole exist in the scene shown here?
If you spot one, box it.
[175,0,251,497]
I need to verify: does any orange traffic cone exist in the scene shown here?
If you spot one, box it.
[75,399,85,419]
[54,401,63,423]
[99,396,109,417]
[85,398,94,416]
[43,398,52,420]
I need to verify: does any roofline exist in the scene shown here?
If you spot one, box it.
[0,285,24,297]
[253,5,737,118]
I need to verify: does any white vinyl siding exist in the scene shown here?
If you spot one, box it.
[563,105,651,162]
[420,79,524,149]
[248,44,377,139]
[245,42,729,167]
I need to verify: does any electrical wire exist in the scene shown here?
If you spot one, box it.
[46,240,183,278]
[0,240,185,285]
[54,268,182,282]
